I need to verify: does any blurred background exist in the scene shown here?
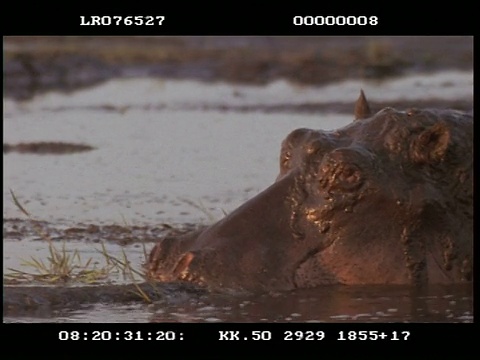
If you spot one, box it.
[4,36,473,102]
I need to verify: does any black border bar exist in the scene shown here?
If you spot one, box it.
[2,5,475,35]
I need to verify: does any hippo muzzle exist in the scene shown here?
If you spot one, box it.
[147,172,318,292]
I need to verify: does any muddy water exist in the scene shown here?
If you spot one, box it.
[3,71,473,322]
[4,285,473,323]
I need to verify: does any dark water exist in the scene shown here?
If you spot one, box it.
[4,283,472,323]
[148,284,473,323]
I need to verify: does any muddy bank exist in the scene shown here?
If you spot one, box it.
[3,282,206,317]
[4,36,473,100]
[4,219,205,245]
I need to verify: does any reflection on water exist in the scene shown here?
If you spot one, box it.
[148,284,473,323]
[4,284,472,323]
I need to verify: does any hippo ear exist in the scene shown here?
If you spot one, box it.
[354,89,372,120]
[411,122,450,164]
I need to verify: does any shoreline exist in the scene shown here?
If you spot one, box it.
[4,36,473,101]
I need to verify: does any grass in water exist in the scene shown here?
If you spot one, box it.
[6,189,113,284]
[5,189,154,302]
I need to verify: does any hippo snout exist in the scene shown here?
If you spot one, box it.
[146,173,315,291]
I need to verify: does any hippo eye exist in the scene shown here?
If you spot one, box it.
[319,158,363,192]
[334,164,362,190]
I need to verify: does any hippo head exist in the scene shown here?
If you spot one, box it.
[147,91,473,292]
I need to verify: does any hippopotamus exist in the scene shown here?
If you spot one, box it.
[146,91,473,293]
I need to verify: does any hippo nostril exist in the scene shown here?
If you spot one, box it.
[172,252,195,278]
[146,236,184,275]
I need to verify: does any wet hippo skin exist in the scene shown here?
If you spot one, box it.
[147,91,473,293]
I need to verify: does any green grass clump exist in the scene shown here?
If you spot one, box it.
[5,189,153,302]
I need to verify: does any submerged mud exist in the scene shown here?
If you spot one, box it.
[4,282,207,318]
[4,219,204,245]
[3,142,95,155]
